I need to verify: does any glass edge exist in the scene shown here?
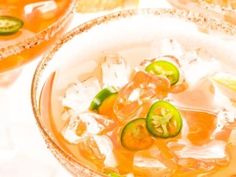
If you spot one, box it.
[31,7,236,177]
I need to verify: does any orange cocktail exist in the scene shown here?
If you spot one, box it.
[0,0,75,85]
[32,9,236,177]
[39,54,236,177]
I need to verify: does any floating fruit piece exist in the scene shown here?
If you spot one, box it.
[146,101,182,138]
[211,72,236,100]
[98,93,118,119]
[121,118,153,151]
[0,16,23,35]
[90,87,118,111]
[145,60,180,85]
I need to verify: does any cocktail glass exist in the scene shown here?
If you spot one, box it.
[0,0,76,86]
[31,8,236,177]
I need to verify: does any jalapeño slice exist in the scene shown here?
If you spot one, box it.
[146,101,182,138]
[145,60,180,85]
[107,172,123,177]
[90,87,117,111]
[98,93,118,118]
[121,118,153,151]
[0,16,24,35]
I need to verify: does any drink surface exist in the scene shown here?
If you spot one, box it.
[39,38,236,176]
[0,0,71,73]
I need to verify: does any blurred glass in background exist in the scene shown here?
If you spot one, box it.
[168,0,236,24]
[76,0,139,12]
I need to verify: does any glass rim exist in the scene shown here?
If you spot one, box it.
[168,0,236,23]
[0,0,76,60]
[199,0,236,11]
[31,8,236,176]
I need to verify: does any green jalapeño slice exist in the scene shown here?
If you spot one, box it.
[121,118,153,151]
[146,101,182,138]
[107,172,124,177]
[0,16,24,35]
[90,87,118,111]
[145,60,180,85]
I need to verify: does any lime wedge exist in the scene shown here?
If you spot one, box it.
[212,73,236,91]
[107,172,123,177]
[211,73,236,100]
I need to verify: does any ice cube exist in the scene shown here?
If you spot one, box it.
[133,149,170,176]
[114,71,170,120]
[102,53,131,88]
[212,108,236,138]
[62,77,101,114]
[24,1,57,19]
[174,140,226,159]
[77,135,117,168]
[134,156,167,169]
[78,136,104,163]
[62,112,114,144]
[94,135,117,168]
[211,86,236,137]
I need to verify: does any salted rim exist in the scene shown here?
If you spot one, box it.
[168,0,236,23]
[31,8,236,177]
[0,0,76,59]
[199,0,236,12]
